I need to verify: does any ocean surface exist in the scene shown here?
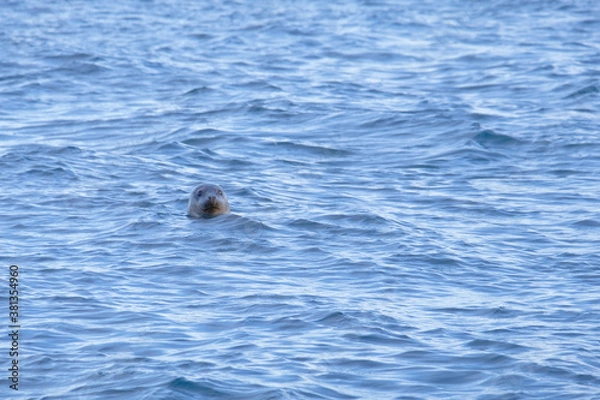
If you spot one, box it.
[2,0,600,399]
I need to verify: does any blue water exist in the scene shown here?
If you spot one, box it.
[2,0,600,398]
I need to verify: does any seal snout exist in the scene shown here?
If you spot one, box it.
[203,196,220,212]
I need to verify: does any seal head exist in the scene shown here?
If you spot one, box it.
[188,184,230,217]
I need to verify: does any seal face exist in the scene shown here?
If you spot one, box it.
[188,184,230,217]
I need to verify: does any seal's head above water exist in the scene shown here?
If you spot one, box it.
[188,184,230,217]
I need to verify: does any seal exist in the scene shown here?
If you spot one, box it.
[187,184,230,217]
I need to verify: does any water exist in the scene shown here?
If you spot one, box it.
[1,0,600,398]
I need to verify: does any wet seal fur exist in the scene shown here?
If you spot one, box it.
[188,184,230,217]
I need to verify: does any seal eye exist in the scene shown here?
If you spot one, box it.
[217,189,223,196]
[196,190,203,198]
